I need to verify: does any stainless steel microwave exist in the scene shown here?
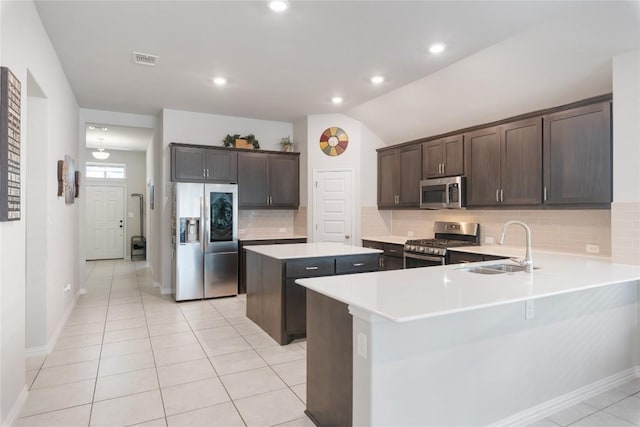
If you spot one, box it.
[420,176,466,209]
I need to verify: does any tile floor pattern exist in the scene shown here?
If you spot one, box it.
[17,260,313,427]
[16,260,640,427]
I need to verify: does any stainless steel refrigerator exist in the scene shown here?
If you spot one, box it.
[172,182,238,301]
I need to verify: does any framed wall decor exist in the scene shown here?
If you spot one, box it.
[319,127,349,157]
[0,66,21,221]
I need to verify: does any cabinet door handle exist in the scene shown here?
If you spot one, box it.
[305,266,319,270]
[500,189,504,202]
[496,189,499,202]
[388,249,397,253]
[353,262,365,267]
[203,168,206,177]
[544,187,547,202]
[442,163,445,175]
[207,169,210,177]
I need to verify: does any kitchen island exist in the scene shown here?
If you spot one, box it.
[297,252,640,426]
[244,242,381,345]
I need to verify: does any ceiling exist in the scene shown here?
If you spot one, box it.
[36,0,587,127]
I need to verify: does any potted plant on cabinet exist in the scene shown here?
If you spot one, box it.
[280,136,293,152]
[223,134,260,150]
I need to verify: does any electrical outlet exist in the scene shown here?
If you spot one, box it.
[586,244,600,254]
[356,333,368,359]
[279,228,286,233]
[128,212,134,218]
[407,231,414,237]
[485,236,495,244]
[525,300,535,320]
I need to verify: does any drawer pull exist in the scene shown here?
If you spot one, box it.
[305,266,319,270]
[388,249,397,253]
[353,262,365,267]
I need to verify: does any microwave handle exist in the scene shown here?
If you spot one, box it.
[444,183,450,204]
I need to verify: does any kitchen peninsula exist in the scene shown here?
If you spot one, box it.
[297,252,640,426]
[245,242,381,344]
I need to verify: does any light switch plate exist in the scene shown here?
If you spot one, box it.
[586,244,600,254]
[357,333,368,359]
[485,236,495,244]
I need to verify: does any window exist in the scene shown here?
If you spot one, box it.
[86,162,126,179]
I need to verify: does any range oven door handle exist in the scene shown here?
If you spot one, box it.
[403,252,445,264]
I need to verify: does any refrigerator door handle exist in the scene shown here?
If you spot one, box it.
[200,195,206,254]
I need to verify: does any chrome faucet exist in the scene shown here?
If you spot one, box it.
[497,220,534,273]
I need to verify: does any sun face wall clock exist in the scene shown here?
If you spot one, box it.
[319,127,349,156]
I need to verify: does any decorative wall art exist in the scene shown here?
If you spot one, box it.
[57,156,77,204]
[319,127,349,156]
[0,66,21,221]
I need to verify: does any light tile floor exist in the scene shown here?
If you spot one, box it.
[16,259,640,426]
[17,260,313,427]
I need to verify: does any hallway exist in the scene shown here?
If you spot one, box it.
[16,260,311,426]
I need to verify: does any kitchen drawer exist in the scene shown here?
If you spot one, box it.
[382,243,403,258]
[336,254,380,275]
[285,257,335,278]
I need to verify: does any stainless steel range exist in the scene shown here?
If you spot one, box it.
[404,221,480,268]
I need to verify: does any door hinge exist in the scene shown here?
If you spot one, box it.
[315,181,318,188]
[315,224,318,230]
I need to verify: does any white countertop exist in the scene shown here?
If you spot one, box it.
[296,252,640,323]
[362,235,412,245]
[239,234,307,241]
[245,242,382,260]
[449,244,612,260]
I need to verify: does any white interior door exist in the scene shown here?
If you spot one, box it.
[86,185,125,260]
[313,170,353,244]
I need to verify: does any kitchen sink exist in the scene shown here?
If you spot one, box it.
[457,263,538,274]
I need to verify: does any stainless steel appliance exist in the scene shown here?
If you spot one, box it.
[420,176,466,209]
[404,221,479,268]
[172,182,238,301]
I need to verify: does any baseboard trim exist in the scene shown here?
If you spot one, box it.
[160,286,173,295]
[3,385,28,427]
[25,290,80,357]
[492,367,640,426]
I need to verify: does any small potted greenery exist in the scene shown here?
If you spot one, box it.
[280,136,293,152]
[223,134,260,150]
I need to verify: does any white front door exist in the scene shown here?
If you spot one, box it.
[86,185,125,260]
[313,170,353,244]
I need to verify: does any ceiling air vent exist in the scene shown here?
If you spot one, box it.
[132,52,158,66]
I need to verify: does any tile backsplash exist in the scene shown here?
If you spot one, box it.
[611,202,640,265]
[238,210,294,237]
[390,208,612,257]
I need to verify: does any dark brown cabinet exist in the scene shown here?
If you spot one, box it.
[238,151,299,209]
[171,145,237,183]
[246,251,380,344]
[362,240,404,270]
[377,144,421,209]
[465,118,542,207]
[422,134,464,178]
[543,102,612,205]
[447,250,506,264]
[238,237,307,294]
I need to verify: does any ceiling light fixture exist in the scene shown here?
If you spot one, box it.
[429,43,446,54]
[268,0,289,12]
[213,77,227,86]
[331,96,343,105]
[370,75,385,85]
[92,137,110,160]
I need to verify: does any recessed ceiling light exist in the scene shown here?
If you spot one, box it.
[101,127,108,131]
[213,77,227,86]
[370,75,385,85]
[429,43,446,54]
[269,0,289,12]
[331,96,343,105]
[88,125,95,130]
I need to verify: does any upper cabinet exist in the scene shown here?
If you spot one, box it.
[422,134,464,178]
[238,151,299,209]
[543,102,612,205]
[171,145,237,183]
[465,118,542,207]
[377,144,421,209]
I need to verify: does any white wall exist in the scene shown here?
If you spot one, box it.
[1,1,79,423]
[85,148,146,258]
[292,117,308,207]
[161,109,294,292]
[78,109,160,288]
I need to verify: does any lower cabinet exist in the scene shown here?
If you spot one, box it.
[362,240,405,270]
[238,238,306,294]
[246,252,380,344]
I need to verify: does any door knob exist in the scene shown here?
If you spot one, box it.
[345,235,350,239]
